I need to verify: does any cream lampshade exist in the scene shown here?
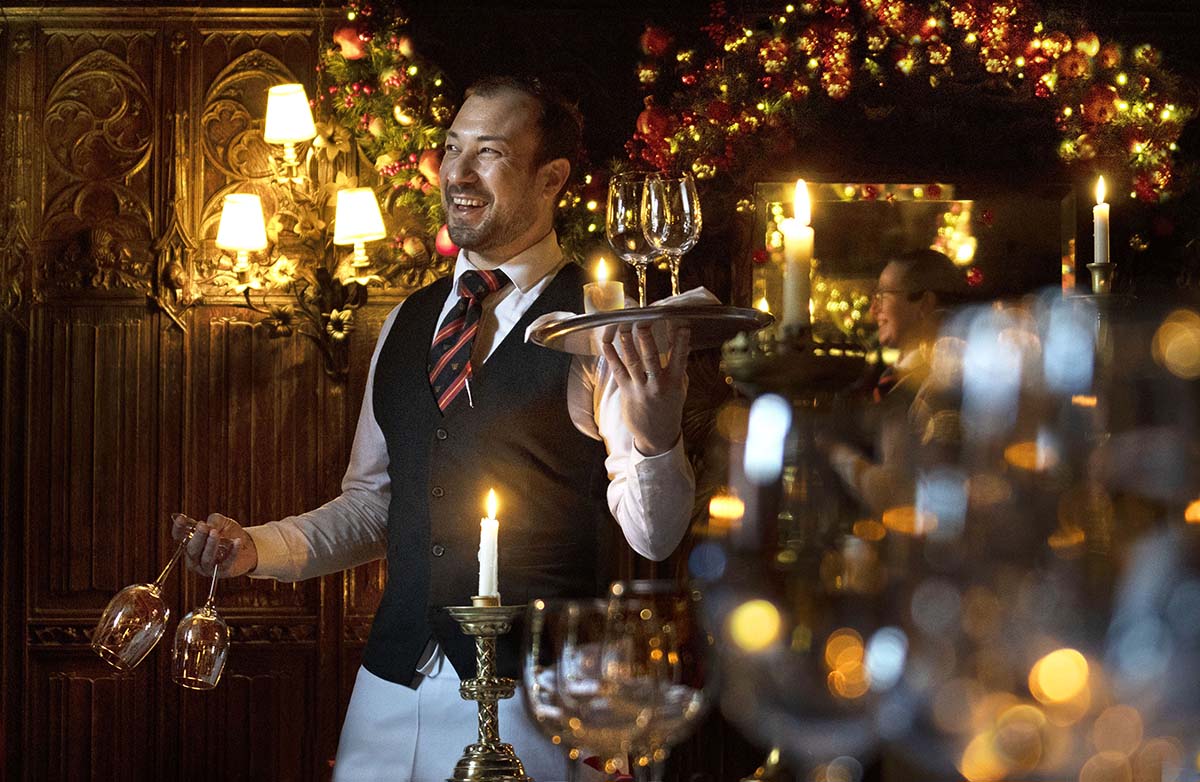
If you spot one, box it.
[333,188,387,269]
[215,194,268,272]
[263,84,317,167]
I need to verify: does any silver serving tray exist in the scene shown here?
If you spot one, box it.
[529,305,774,356]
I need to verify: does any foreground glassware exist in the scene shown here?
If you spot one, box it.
[606,172,654,307]
[556,598,656,775]
[523,599,586,782]
[172,538,234,690]
[609,581,713,782]
[91,513,200,671]
[641,173,701,297]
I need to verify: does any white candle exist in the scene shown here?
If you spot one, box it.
[779,179,814,329]
[477,489,499,598]
[583,258,626,314]
[1093,175,1110,266]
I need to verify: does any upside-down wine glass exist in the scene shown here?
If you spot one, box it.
[641,173,702,297]
[171,537,234,690]
[606,172,654,307]
[523,598,587,782]
[91,513,201,671]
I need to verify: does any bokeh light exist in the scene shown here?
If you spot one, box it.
[728,599,781,653]
[1029,648,1090,704]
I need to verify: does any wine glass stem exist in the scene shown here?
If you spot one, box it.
[636,262,648,308]
[152,534,193,589]
[668,256,680,297]
[204,563,220,609]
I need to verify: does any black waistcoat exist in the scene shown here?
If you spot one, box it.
[364,262,611,686]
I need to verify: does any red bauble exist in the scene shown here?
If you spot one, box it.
[636,106,672,138]
[752,249,769,264]
[639,25,673,58]
[965,267,984,287]
[435,224,459,257]
[333,23,368,60]
[418,149,442,186]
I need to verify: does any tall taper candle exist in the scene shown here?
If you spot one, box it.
[779,179,814,329]
[478,489,499,598]
[1093,175,1110,266]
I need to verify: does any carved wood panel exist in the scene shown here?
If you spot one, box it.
[4,9,354,781]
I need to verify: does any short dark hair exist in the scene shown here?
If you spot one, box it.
[464,75,584,188]
[890,248,969,307]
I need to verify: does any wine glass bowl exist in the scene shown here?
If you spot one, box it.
[91,513,202,671]
[91,583,171,671]
[640,173,702,297]
[171,605,230,690]
[171,536,234,690]
[606,173,655,307]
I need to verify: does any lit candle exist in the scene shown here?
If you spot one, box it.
[583,258,626,314]
[778,180,814,329]
[1093,175,1110,266]
[477,489,499,598]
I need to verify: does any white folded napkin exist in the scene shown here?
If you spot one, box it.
[524,286,721,347]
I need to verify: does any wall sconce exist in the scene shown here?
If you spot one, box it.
[263,83,317,179]
[333,187,387,284]
[202,82,396,381]
[215,194,269,290]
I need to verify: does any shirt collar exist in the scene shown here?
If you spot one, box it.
[453,230,564,294]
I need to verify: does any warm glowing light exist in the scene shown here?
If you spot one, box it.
[708,494,745,533]
[596,257,610,283]
[1152,309,1200,380]
[824,628,870,699]
[959,732,1008,782]
[1029,648,1089,704]
[881,505,937,535]
[1187,499,1200,524]
[755,296,771,313]
[1004,441,1058,472]
[1071,394,1098,407]
[485,488,498,521]
[852,519,886,541]
[1079,752,1132,782]
[728,599,781,653]
[1095,175,1107,206]
[824,628,864,669]
[793,179,811,225]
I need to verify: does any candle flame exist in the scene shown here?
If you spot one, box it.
[794,179,811,226]
[755,296,771,313]
[596,257,609,283]
[485,488,498,520]
[1095,175,1107,205]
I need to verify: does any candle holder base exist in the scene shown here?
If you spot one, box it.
[1087,261,1115,295]
[445,598,531,782]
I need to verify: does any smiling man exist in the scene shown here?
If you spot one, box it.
[824,248,969,515]
[174,76,696,781]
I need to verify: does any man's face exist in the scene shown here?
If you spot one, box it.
[870,262,927,349]
[439,90,558,262]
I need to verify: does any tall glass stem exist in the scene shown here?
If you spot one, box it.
[668,256,681,297]
[152,533,193,589]
[204,563,220,611]
[635,262,648,307]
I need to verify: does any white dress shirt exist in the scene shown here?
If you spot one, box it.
[244,229,695,583]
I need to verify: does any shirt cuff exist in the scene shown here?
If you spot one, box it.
[243,523,296,581]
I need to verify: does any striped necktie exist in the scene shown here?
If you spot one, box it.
[428,268,510,412]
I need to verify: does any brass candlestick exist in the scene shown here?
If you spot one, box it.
[444,596,531,782]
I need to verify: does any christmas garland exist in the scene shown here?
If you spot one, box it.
[627,0,1194,202]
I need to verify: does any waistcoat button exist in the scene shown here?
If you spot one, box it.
[431,486,445,498]
[431,544,446,557]
[435,428,448,441]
